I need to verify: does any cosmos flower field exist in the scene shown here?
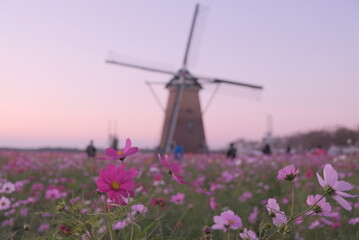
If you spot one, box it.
[0,142,358,239]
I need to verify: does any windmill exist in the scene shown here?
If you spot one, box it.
[106,4,263,153]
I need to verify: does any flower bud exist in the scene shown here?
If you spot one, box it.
[202,226,212,235]
[278,223,290,236]
[56,202,65,212]
[263,222,272,231]
[23,224,30,231]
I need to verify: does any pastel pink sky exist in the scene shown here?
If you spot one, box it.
[1,1,359,149]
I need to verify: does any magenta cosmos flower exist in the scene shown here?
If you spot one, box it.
[277,165,299,181]
[316,164,357,211]
[158,154,187,184]
[266,198,287,226]
[96,164,135,205]
[212,210,242,232]
[306,194,331,216]
[101,138,139,161]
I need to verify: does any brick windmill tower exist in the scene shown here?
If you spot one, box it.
[106,4,263,153]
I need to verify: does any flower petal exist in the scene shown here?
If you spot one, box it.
[333,195,352,211]
[96,180,111,192]
[123,138,131,152]
[105,148,118,159]
[173,174,187,184]
[323,164,337,187]
[99,168,112,184]
[316,172,325,188]
[120,179,135,191]
[214,216,224,225]
[333,181,353,191]
[125,147,139,156]
[306,195,315,206]
[336,191,358,198]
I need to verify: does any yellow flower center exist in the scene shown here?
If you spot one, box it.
[111,181,120,190]
[117,150,124,155]
[228,220,234,224]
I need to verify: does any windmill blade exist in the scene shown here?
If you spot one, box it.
[182,4,200,68]
[106,60,176,75]
[213,79,263,90]
[145,81,166,112]
[144,81,167,85]
[197,76,263,90]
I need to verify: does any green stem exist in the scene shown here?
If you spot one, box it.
[172,210,187,236]
[135,174,166,222]
[289,194,327,222]
[258,215,269,238]
[146,177,163,206]
[109,229,115,240]
[290,181,295,217]
[266,231,277,240]
[226,231,231,240]
[130,222,134,240]
[157,207,163,240]
[104,196,114,240]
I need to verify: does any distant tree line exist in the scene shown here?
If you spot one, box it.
[282,126,359,150]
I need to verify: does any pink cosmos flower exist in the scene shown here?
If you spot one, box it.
[308,220,321,229]
[131,204,148,216]
[150,197,167,210]
[348,217,359,225]
[239,191,253,202]
[1,217,14,227]
[101,138,139,161]
[306,194,331,216]
[239,228,258,240]
[38,223,50,232]
[210,196,219,210]
[5,209,15,216]
[112,220,128,230]
[170,193,185,205]
[266,198,287,226]
[1,182,15,194]
[212,210,242,232]
[158,154,187,184]
[20,208,28,216]
[277,165,299,181]
[153,174,163,186]
[60,224,72,235]
[31,183,44,191]
[305,169,313,179]
[98,226,106,234]
[96,164,135,205]
[0,196,11,210]
[82,231,91,240]
[45,189,62,200]
[316,164,357,210]
[248,206,259,224]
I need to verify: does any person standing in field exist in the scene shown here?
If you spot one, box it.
[86,140,97,158]
[111,136,119,150]
[262,143,272,155]
[174,142,184,161]
[226,143,237,159]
